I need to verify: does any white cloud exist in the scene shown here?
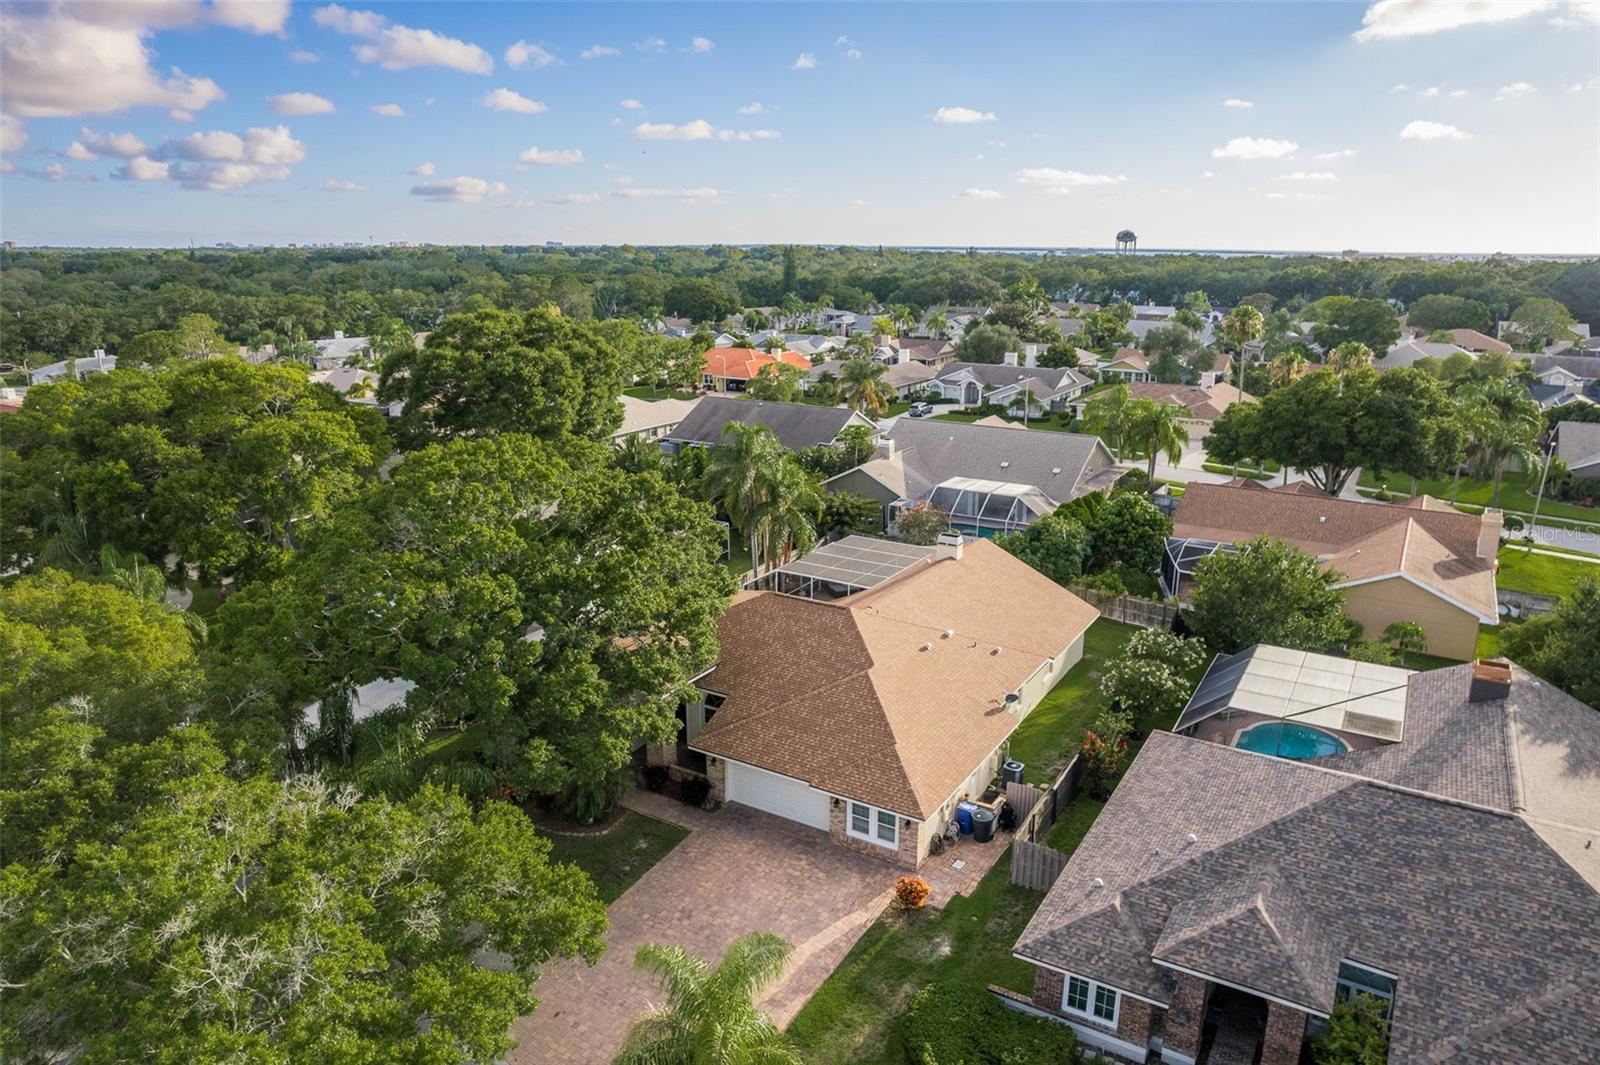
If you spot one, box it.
[1568,81,1588,93]
[411,161,435,176]
[845,48,862,59]
[636,36,666,53]
[549,192,601,205]
[1201,170,1216,178]
[690,36,714,53]
[1549,1,1600,27]
[169,109,195,122]
[410,175,507,203]
[159,124,306,165]
[174,161,291,190]
[518,145,584,166]
[324,178,364,192]
[1210,136,1298,160]
[1450,88,1470,98]
[1276,170,1338,181]
[933,106,997,124]
[1,114,28,156]
[113,156,170,182]
[736,102,765,115]
[212,0,291,35]
[267,92,335,115]
[1266,192,1288,199]
[1494,81,1536,100]
[66,127,148,159]
[290,50,320,63]
[1399,119,1472,140]
[792,52,817,70]
[505,40,558,69]
[482,88,546,114]
[1391,83,1410,92]
[371,103,406,117]
[715,128,780,142]
[312,4,493,74]
[1222,98,1254,109]
[1354,0,1554,41]
[620,99,645,110]
[40,161,69,181]
[581,44,620,59]
[632,119,713,141]
[612,186,720,201]
[0,6,226,118]
[957,187,1003,200]
[835,35,853,45]
[1313,148,1358,159]
[1015,167,1127,193]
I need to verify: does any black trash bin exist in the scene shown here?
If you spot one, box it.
[971,806,997,843]
[1002,760,1025,785]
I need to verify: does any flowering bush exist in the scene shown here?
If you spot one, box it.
[895,875,931,909]
[1098,629,1207,731]
[1080,709,1132,796]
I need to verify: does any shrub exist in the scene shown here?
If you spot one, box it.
[641,764,671,792]
[1079,713,1131,797]
[559,766,632,824]
[895,875,931,909]
[1076,570,1128,596]
[1347,640,1398,665]
[677,775,712,807]
[897,982,1078,1065]
[1312,994,1391,1065]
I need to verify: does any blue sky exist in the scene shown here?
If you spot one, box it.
[2,1,1597,252]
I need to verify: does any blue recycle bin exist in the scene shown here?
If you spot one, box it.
[956,801,979,834]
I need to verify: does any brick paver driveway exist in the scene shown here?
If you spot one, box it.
[507,793,896,1065]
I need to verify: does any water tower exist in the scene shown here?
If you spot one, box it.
[1115,229,1137,253]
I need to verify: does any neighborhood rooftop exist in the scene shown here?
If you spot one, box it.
[1177,645,1413,742]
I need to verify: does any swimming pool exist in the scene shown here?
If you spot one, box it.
[1234,721,1350,760]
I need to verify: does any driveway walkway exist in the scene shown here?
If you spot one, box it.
[508,794,898,1065]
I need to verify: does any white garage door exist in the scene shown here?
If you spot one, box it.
[726,762,831,830]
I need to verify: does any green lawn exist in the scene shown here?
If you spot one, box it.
[1006,620,1141,785]
[623,386,699,402]
[1358,469,1600,525]
[540,811,689,904]
[1495,544,1600,599]
[785,860,1043,1065]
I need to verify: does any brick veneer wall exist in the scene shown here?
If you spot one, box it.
[1262,1000,1308,1065]
[828,799,921,867]
[1162,972,1210,1062]
[1028,966,1158,1060]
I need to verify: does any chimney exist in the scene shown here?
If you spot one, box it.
[1478,508,1503,558]
[873,437,896,460]
[1002,350,1019,366]
[896,348,910,364]
[333,329,345,340]
[935,530,964,562]
[1023,345,1038,368]
[1469,659,1512,702]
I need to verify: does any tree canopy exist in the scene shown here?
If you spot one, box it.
[1188,536,1359,653]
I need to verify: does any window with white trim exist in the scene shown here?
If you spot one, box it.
[1335,961,1396,1021]
[1062,973,1119,1026]
[847,801,898,848]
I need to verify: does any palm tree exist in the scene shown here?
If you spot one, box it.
[1127,398,1190,484]
[1219,304,1265,394]
[1267,351,1308,389]
[615,932,803,1065]
[1382,621,1427,666]
[1327,341,1374,376]
[837,357,892,415]
[615,432,665,474]
[1082,382,1133,461]
[700,424,819,575]
[871,314,897,337]
[1460,378,1543,508]
[925,310,949,339]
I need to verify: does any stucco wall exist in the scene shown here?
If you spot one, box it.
[1340,575,1480,660]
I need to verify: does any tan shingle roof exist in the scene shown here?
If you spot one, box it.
[1322,518,1498,621]
[1124,381,1251,422]
[693,539,1099,817]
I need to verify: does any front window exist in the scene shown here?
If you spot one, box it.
[1336,961,1396,1020]
[1061,972,1119,1027]
[847,801,899,849]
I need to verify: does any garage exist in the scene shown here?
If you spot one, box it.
[725,761,831,831]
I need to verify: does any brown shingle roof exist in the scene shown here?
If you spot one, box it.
[1124,381,1251,422]
[693,539,1099,817]
[1321,518,1498,621]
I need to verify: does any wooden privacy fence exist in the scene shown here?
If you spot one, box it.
[1011,840,1070,891]
[1066,585,1179,630]
[1008,755,1084,890]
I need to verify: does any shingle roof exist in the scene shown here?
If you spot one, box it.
[1381,339,1470,368]
[932,361,1085,394]
[1016,730,1600,1064]
[1556,420,1600,472]
[692,538,1099,818]
[667,397,867,450]
[615,394,700,437]
[883,418,1119,505]
[1531,354,1600,380]
[1321,518,1498,621]
[1443,328,1511,354]
[1123,381,1251,422]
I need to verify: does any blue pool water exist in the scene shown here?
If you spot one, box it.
[1234,722,1350,760]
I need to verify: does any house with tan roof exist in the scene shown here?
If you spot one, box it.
[613,393,700,444]
[701,346,813,393]
[1162,482,1500,659]
[665,534,1098,867]
[1009,660,1600,1065]
[1099,349,1152,383]
[1437,328,1511,354]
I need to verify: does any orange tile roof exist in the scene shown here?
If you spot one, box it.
[702,346,811,380]
[693,539,1100,818]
